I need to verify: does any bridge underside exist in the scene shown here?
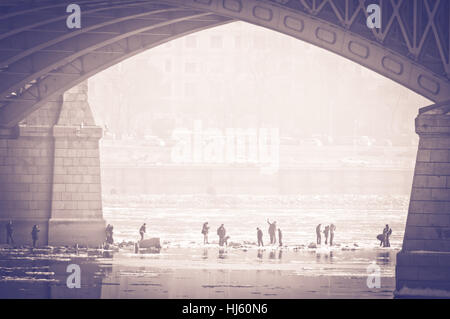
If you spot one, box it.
[0,0,450,296]
[0,0,449,128]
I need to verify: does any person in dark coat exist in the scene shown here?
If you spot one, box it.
[139,223,146,241]
[329,224,336,246]
[316,224,322,245]
[278,228,283,247]
[257,227,264,247]
[382,224,392,247]
[31,225,40,248]
[217,224,226,246]
[6,220,14,244]
[267,219,277,244]
[323,225,330,245]
[105,224,114,244]
[202,222,210,244]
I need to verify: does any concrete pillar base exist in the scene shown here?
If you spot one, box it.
[48,218,106,247]
[395,250,450,298]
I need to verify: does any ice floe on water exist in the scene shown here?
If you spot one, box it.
[0,276,59,283]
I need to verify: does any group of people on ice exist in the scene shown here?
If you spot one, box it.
[4,220,392,249]
[377,224,392,247]
[201,222,230,246]
[103,220,393,249]
[315,223,337,246]
[257,219,282,247]
[201,219,284,247]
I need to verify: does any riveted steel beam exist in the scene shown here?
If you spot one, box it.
[0,9,210,99]
[0,6,187,68]
[0,14,232,127]
[161,0,450,101]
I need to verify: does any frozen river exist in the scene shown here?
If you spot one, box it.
[0,206,406,298]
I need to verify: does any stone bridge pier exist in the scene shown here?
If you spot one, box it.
[396,102,450,296]
[0,82,105,247]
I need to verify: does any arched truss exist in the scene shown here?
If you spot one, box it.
[0,0,449,128]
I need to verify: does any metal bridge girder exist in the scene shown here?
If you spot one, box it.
[0,9,210,98]
[0,0,449,127]
[0,14,232,126]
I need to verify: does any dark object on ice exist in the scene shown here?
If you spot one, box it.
[139,223,146,241]
[134,242,139,253]
[5,220,14,244]
[308,242,317,249]
[377,234,384,246]
[31,225,40,248]
[228,240,241,248]
[139,238,161,249]
[257,228,263,247]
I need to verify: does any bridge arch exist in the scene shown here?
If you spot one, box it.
[0,0,449,127]
[1,0,450,296]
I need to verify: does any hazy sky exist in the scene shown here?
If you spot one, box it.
[89,21,430,139]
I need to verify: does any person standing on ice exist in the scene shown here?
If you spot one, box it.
[329,224,336,246]
[201,222,210,244]
[278,228,283,247]
[267,219,277,244]
[217,224,226,246]
[382,224,391,247]
[139,223,146,241]
[6,220,14,245]
[316,224,322,245]
[31,225,40,248]
[323,225,330,245]
[257,227,264,247]
[105,224,114,244]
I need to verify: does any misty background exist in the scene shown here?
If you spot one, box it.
[88,21,429,142]
[86,21,430,198]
